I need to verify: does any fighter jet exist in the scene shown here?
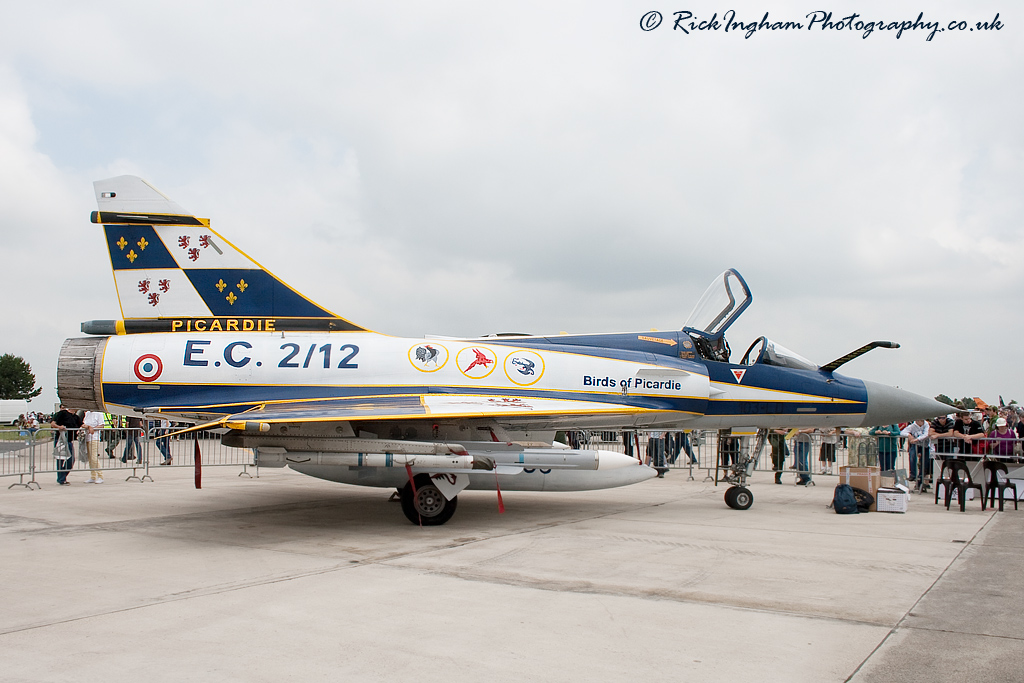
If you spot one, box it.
[57,176,949,523]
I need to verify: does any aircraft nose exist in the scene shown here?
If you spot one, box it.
[860,380,950,427]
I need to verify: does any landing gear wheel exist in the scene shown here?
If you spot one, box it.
[725,485,753,510]
[400,474,458,526]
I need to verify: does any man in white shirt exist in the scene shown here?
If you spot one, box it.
[901,419,931,491]
[82,411,106,484]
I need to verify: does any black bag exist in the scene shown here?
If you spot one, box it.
[851,486,874,513]
[832,484,859,514]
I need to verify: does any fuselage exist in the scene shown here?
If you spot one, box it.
[61,327,877,430]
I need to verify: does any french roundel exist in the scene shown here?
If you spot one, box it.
[134,354,163,382]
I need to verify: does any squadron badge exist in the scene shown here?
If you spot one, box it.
[409,343,449,372]
[503,350,545,386]
[456,347,497,379]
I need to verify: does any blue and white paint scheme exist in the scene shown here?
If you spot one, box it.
[57,176,949,523]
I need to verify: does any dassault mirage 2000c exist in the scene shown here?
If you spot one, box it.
[57,176,949,523]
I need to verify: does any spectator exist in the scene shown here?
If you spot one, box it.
[621,431,635,458]
[25,413,38,437]
[82,410,106,484]
[50,404,81,459]
[154,418,172,465]
[680,431,697,465]
[929,414,956,459]
[104,413,121,458]
[767,429,789,484]
[954,412,985,456]
[647,430,668,476]
[49,405,80,486]
[718,431,739,470]
[665,432,679,465]
[844,427,875,467]
[983,406,999,433]
[818,427,838,475]
[869,424,900,472]
[122,415,143,463]
[989,417,1016,457]
[901,419,932,490]
[793,428,813,485]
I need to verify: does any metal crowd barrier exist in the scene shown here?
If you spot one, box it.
[0,427,257,489]
[0,428,48,489]
[565,429,1024,487]
[6,425,1021,491]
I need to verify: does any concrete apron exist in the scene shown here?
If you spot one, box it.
[0,466,1014,682]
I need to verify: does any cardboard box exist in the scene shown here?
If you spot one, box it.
[880,469,909,490]
[838,466,881,511]
[876,487,909,513]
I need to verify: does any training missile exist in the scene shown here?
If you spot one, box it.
[252,444,641,472]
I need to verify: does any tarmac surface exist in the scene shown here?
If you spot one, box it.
[0,463,1020,682]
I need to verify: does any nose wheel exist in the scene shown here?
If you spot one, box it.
[724,486,753,510]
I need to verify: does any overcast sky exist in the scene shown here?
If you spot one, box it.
[0,0,1019,413]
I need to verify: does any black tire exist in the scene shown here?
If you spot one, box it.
[724,486,739,509]
[732,486,753,510]
[400,474,458,526]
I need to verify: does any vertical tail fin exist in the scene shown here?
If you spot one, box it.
[93,176,365,333]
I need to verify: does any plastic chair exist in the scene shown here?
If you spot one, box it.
[945,461,985,512]
[934,458,957,505]
[984,461,1019,512]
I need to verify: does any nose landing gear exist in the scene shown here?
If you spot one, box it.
[724,485,753,510]
[721,428,766,510]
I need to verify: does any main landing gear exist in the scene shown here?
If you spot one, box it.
[400,474,458,526]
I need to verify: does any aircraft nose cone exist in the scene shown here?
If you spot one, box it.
[860,380,950,427]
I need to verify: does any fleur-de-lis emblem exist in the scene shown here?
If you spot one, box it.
[116,236,128,250]
[137,237,149,251]
[237,279,248,292]
[127,250,138,263]
[215,279,227,292]
[226,292,237,305]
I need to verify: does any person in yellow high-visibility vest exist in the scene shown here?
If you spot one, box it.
[103,413,121,458]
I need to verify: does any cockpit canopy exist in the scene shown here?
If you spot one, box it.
[739,337,818,371]
[682,269,819,370]
[681,269,751,363]
[682,269,751,341]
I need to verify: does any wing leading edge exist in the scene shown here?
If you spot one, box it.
[165,393,683,437]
